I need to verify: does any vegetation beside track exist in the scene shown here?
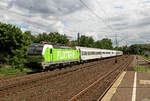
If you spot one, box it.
[147,56,150,59]
[135,66,150,72]
[0,67,33,77]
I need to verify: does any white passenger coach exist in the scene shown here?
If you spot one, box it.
[75,46,123,61]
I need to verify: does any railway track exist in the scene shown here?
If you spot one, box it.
[136,56,150,72]
[28,56,131,101]
[0,56,125,84]
[0,56,126,99]
[0,73,27,81]
[69,56,133,101]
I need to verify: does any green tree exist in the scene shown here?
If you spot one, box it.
[34,32,69,45]
[0,22,28,69]
[71,40,78,46]
[79,35,89,47]
[95,38,113,49]
[23,31,35,44]
[128,44,150,55]
[88,37,94,47]
[79,35,95,47]
[100,38,113,49]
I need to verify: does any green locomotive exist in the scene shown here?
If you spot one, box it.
[27,43,80,69]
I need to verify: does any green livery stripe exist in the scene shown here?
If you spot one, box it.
[43,48,80,63]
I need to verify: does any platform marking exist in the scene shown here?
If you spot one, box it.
[139,80,150,85]
[132,72,137,101]
[101,71,126,101]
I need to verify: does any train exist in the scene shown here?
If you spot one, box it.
[27,43,123,69]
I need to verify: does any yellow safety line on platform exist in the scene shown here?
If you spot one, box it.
[101,71,126,101]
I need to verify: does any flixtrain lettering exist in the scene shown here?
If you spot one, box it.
[57,51,75,59]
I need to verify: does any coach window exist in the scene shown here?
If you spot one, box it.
[82,51,85,55]
[90,52,92,55]
[85,52,87,55]
[82,51,87,55]
[85,51,87,55]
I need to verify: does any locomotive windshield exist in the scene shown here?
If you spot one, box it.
[27,43,44,55]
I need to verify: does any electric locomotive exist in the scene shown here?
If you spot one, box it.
[27,43,80,69]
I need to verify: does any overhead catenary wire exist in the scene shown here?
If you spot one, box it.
[79,0,116,35]
[79,0,120,63]
[79,0,120,48]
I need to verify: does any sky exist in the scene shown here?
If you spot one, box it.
[0,0,150,46]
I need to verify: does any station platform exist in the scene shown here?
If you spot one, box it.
[102,71,150,101]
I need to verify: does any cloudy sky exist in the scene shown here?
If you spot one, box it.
[0,0,150,46]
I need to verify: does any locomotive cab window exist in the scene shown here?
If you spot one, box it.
[27,44,44,55]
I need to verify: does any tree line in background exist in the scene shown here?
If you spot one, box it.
[117,44,150,56]
[0,22,150,70]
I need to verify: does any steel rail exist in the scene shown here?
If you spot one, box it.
[0,56,124,98]
[69,57,131,101]
[97,56,133,101]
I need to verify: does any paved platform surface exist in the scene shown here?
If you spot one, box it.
[102,71,150,101]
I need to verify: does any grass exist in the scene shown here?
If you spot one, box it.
[0,67,34,77]
[135,65,150,72]
[143,55,150,59]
